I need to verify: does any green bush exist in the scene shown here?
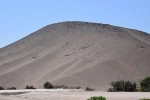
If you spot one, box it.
[87,96,106,100]
[25,85,36,89]
[43,81,53,89]
[0,86,4,90]
[108,80,136,92]
[140,76,150,92]
[140,98,150,100]
[7,87,16,90]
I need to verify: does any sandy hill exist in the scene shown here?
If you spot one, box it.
[0,21,150,90]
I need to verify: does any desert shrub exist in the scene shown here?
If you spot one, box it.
[140,98,150,100]
[53,85,65,89]
[75,86,81,89]
[87,96,106,100]
[85,87,95,91]
[108,80,136,92]
[53,85,81,89]
[43,81,53,89]
[25,85,36,89]
[140,76,150,92]
[7,87,16,90]
[66,86,81,89]
[0,86,4,90]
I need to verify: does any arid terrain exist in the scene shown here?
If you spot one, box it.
[0,89,150,100]
[0,21,150,91]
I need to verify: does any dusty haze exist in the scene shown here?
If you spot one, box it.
[0,21,150,90]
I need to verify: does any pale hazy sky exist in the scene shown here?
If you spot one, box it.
[0,0,150,48]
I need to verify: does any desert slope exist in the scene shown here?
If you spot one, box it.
[0,21,150,90]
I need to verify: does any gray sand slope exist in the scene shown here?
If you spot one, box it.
[0,21,150,90]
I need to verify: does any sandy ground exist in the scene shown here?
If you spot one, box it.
[0,89,150,100]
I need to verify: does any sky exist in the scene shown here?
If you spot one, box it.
[0,0,150,48]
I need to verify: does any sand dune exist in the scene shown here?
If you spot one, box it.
[0,21,150,90]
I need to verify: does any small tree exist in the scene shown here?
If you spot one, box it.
[25,85,36,89]
[43,81,53,89]
[108,80,136,92]
[140,76,150,92]
[0,86,4,90]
